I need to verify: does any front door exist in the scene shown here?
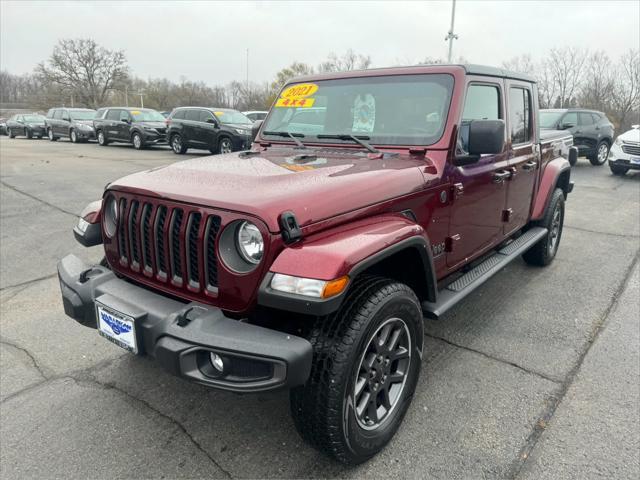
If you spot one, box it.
[447,80,510,269]
[505,82,538,233]
[199,110,219,148]
[118,110,132,140]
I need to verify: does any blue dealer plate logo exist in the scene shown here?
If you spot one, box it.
[100,311,132,336]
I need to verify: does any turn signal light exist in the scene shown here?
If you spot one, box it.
[322,276,349,299]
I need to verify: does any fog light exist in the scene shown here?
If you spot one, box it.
[210,352,225,373]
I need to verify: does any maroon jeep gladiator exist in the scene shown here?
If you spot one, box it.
[58,64,575,464]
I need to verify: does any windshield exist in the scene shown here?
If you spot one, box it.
[23,115,45,122]
[130,110,165,122]
[262,74,454,146]
[214,110,252,125]
[539,111,564,129]
[69,110,96,120]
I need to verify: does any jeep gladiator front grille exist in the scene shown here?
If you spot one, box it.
[114,196,221,291]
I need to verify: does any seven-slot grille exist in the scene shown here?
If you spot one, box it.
[622,143,640,156]
[115,198,221,291]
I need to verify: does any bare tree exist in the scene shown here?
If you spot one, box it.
[502,54,536,77]
[579,51,614,112]
[609,49,640,129]
[317,49,372,73]
[35,38,128,108]
[546,47,587,107]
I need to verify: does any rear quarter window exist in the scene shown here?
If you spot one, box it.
[172,109,186,120]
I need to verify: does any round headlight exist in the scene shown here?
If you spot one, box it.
[103,195,118,238]
[236,221,263,264]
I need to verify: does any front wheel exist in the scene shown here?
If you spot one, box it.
[218,137,233,154]
[609,163,629,176]
[132,132,144,150]
[8,128,15,138]
[70,129,78,143]
[97,130,108,146]
[523,188,565,266]
[26,129,33,139]
[589,141,609,166]
[290,276,423,464]
[47,128,58,141]
[171,134,187,154]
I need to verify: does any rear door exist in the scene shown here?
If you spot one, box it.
[505,82,538,232]
[59,109,71,137]
[118,110,132,140]
[447,80,510,268]
[577,112,598,152]
[183,109,202,146]
[105,109,121,139]
[52,109,64,135]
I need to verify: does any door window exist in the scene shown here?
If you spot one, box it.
[508,87,532,144]
[579,112,595,126]
[590,113,601,124]
[53,109,63,120]
[200,110,216,123]
[172,109,186,120]
[119,111,130,122]
[561,112,578,128]
[459,84,501,152]
[185,109,201,122]
[106,109,120,121]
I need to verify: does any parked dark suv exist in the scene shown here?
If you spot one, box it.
[93,107,167,149]
[166,107,252,155]
[540,108,614,166]
[45,108,96,143]
[5,114,47,138]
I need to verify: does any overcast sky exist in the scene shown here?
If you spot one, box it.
[1,0,638,85]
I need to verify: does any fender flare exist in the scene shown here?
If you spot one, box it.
[258,215,437,316]
[531,157,571,221]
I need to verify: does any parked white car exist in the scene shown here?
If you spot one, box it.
[242,110,268,122]
[609,125,640,175]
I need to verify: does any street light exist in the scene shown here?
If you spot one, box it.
[138,90,145,108]
[445,0,458,63]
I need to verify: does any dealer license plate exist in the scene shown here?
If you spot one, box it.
[96,303,138,354]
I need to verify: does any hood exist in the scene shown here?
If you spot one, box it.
[74,119,95,126]
[136,121,166,128]
[618,128,640,143]
[108,147,429,232]
[223,123,252,130]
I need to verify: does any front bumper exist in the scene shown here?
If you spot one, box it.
[57,254,312,392]
[609,143,640,170]
[142,131,167,144]
[76,128,95,140]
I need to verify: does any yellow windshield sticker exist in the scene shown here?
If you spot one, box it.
[275,97,316,108]
[130,110,141,115]
[280,83,318,99]
[214,111,225,116]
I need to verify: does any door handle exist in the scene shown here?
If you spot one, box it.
[493,170,511,183]
[522,161,537,171]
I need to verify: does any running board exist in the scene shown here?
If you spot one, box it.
[422,227,548,320]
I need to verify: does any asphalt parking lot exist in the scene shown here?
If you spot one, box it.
[1,136,638,479]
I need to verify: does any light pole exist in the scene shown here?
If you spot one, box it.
[138,90,145,108]
[445,0,458,63]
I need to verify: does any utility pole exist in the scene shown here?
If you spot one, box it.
[138,90,145,108]
[445,0,458,63]
[125,85,129,107]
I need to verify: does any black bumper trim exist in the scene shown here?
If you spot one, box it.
[57,254,312,392]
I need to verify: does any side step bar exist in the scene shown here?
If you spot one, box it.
[422,227,548,320]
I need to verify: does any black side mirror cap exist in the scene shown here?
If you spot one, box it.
[561,123,575,130]
[468,119,505,155]
[251,119,264,142]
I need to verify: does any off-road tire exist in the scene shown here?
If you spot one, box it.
[171,134,187,154]
[132,132,144,150]
[609,163,629,176]
[589,141,609,166]
[523,188,565,266]
[8,128,15,138]
[48,128,58,141]
[290,276,423,464]
[97,130,108,146]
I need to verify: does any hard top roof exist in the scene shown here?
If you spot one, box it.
[289,63,536,84]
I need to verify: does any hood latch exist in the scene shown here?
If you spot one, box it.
[280,211,302,244]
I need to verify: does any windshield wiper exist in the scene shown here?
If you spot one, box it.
[316,134,379,153]
[262,130,306,148]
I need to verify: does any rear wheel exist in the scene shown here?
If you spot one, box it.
[290,276,423,464]
[132,132,144,150]
[523,188,565,266]
[218,137,233,154]
[171,134,187,154]
[97,130,108,146]
[589,141,609,166]
[609,163,629,176]
[26,129,33,139]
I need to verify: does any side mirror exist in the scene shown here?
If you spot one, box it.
[561,122,575,130]
[454,119,505,166]
[251,119,264,142]
[122,118,131,124]
[62,117,70,122]
[206,118,218,126]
